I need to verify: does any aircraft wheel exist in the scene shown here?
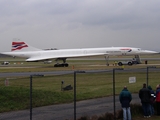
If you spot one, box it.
[54,64,59,67]
[128,62,132,66]
[54,64,62,67]
[64,63,69,67]
[54,63,69,67]
[59,64,63,67]
[62,63,69,67]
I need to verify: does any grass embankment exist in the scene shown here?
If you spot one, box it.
[0,86,73,112]
[0,70,160,113]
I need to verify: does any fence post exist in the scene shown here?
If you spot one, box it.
[30,74,44,120]
[74,71,85,120]
[113,68,123,120]
[30,75,32,120]
[74,71,76,120]
[113,69,115,120]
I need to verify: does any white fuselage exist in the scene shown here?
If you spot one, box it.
[2,47,158,62]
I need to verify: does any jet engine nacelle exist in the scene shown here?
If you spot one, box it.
[44,60,52,64]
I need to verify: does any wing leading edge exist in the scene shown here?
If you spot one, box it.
[26,53,108,61]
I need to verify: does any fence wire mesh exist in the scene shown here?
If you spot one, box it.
[0,67,160,120]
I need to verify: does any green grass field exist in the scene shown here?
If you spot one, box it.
[0,70,160,112]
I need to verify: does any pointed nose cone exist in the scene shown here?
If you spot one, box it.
[141,50,159,54]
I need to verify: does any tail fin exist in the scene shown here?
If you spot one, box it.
[11,41,41,51]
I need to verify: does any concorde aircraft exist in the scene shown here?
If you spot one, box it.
[1,41,158,67]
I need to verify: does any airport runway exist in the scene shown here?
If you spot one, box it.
[0,71,74,78]
[0,93,140,120]
[1,67,160,78]
[0,69,116,78]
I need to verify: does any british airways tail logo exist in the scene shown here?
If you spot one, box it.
[12,42,28,51]
[120,48,132,52]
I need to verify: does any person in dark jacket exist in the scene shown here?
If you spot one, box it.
[148,85,156,116]
[139,83,151,118]
[156,84,160,116]
[119,86,132,120]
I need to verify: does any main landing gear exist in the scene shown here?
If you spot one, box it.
[105,56,109,66]
[54,58,69,67]
[54,63,69,67]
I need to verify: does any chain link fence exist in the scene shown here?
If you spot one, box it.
[0,67,160,120]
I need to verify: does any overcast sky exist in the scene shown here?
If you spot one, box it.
[0,0,160,52]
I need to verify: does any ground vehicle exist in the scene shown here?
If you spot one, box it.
[1,61,10,65]
[118,60,138,66]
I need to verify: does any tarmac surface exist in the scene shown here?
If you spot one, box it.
[0,94,140,120]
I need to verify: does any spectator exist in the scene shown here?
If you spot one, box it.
[139,83,151,118]
[148,85,156,116]
[156,84,160,116]
[119,86,132,120]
